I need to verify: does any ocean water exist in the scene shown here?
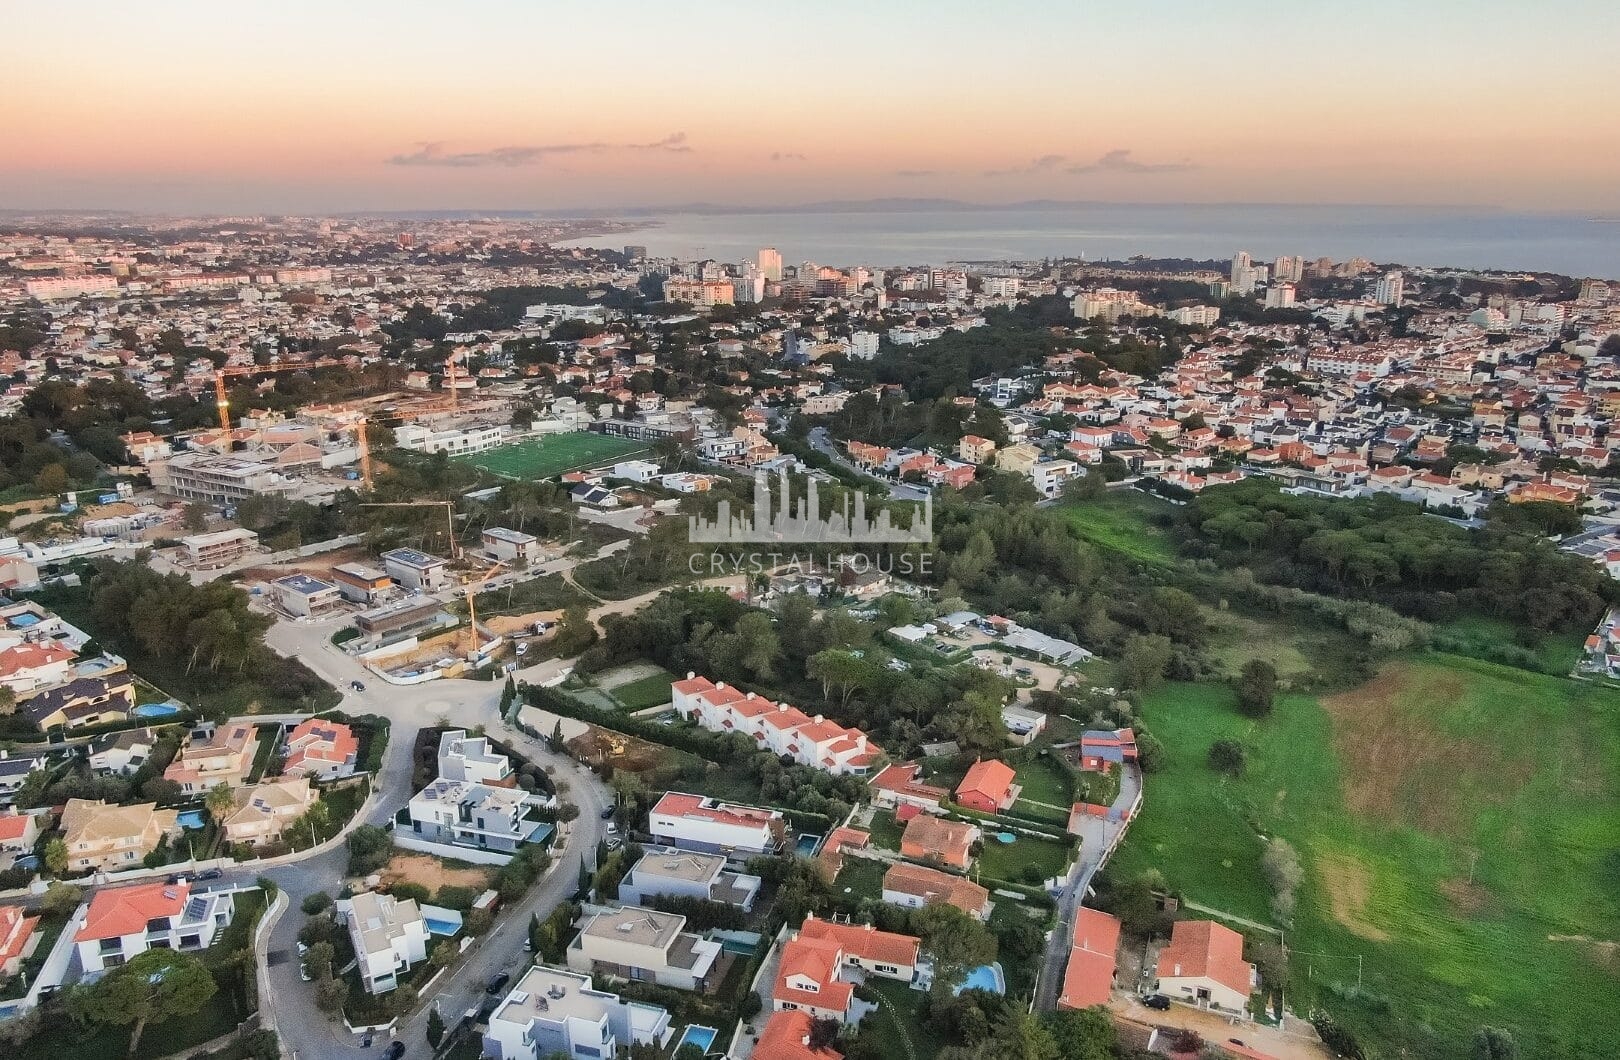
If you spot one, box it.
[559,203,1619,278]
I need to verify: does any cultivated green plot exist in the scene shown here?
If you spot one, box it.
[457,431,652,480]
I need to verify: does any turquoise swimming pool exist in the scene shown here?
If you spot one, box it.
[677,1024,717,1054]
[135,702,181,718]
[955,962,1006,995]
[177,809,207,830]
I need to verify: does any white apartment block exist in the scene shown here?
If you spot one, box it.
[394,422,509,455]
[149,452,294,503]
[671,674,883,775]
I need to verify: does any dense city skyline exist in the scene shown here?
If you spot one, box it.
[7,0,1620,214]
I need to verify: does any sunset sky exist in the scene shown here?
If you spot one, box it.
[6,0,1620,214]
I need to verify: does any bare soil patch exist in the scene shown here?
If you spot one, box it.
[1320,661,1530,837]
[379,852,495,891]
[567,723,673,773]
[1315,850,1390,941]
[1438,876,1493,917]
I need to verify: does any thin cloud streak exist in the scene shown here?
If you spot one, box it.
[982,153,1067,177]
[1066,148,1195,174]
[386,132,690,167]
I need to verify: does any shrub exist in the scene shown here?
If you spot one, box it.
[1208,737,1247,777]
[389,881,431,904]
[434,884,478,911]
[301,891,334,915]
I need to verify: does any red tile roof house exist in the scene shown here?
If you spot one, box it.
[281,718,359,780]
[1078,728,1139,774]
[754,1009,844,1060]
[899,814,980,871]
[953,757,1020,813]
[771,915,923,1020]
[867,761,948,813]
[1058,906,1121,1010]
[74,880,235,974]
[1153,919,1257,1015]
[0,905,40,978]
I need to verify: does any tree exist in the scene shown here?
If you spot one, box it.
[0,686,14,716]
[1061,469,1107,502]
[181,502,210,532]
[205,781,235,822]
[43,837,68,875]
[314,976,348,1014]
[1208,738,1247,777]
[1473,1027,1518,1060]
[305,941,334,981]
[427,1007,446,1048]
[1117,634,1173,693]
[346,823,392,875]
[1260,837,1303,922]
[1234,659,1277,718]
[913,904,998,996]
[1040,1006,1118,1060]
[68,947,217,1057]
[33,463,69,495]
[40,881,81,915]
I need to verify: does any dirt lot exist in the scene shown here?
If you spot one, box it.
[1112,996,1333,1060]
[380,853,495,892]
[567,723,676,773]
[239,544,375,583]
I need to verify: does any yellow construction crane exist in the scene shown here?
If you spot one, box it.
[358,500,460,558]
[463,560,505,657]
[213,359,344,431]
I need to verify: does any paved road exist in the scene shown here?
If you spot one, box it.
[248,617,614,1060]
[1032,762,1143,1011]
[807,427,931,501]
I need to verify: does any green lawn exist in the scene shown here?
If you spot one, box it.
[1109,657,1620,1060]
[867,810,905,851]
[1012,755,1073,806]
[1435,614,1583,675]
[974,830,1073,886]
[245,725,280,782]
[1071,767,1120,806]
[609,671,676,711]
[1056,489,1180,566]
[455,431,651,480]
[832,857,887,903]
[1201,604,1370,686]
[861,977,945,1060]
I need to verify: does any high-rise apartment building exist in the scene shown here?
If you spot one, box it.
[757,247,782,282]
[1375,270,1404,307]
[1272,255,1304,283]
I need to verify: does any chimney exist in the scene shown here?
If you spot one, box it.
[857,734,867,751]
[814,715,824,724]
[745,692,755,700]
[716,681,726,690]
[685,671,695,680]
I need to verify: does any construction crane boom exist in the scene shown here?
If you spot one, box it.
[213,358,344,431]
[463,560,505,656]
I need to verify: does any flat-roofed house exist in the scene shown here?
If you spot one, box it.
[339,890,429,994]
[1153,919,1256,1015]
[437,729,513,786]
[482,965,674,1060]
[648,791,786,857]
[380,547,448,592]
[272,573,342,617]
[565,906,723,993]
[617,846,762,911]
[481,527,543,565]
[330,562,392,605]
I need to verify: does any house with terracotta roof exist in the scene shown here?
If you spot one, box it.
[815,827,870,880]
[0,642,75,697]
[648,791,787,857]
[0,906,40,978]
[882,862,991,920]
[74,880,234,973]
[1153,919,1257,1014]
[60,798,180,873]
[0,811,40,862]
[867,761,948,813]
[754,1009,844,1060]
[672,674,884,776]
[281,718,359,780]
[899,814,980,871]
[1058,907,1121,1010]
[773,915,920,1022]
[164,721,257,794]
[954,757,1020,813]
[222,776,317,846]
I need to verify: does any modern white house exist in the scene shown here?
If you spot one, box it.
[481,527,544,565]
[437,729,514,786]
[74,880,235,975]
[564,906,723,993]
[483,966,674,1060]
[379,547,449,592]
[647,791,786,858]
[617,847,762,911]
[338,890,430,995]
[401,777,550,862]
[271,573,343,617]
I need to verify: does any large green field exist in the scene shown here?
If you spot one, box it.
[1109,655,1620,1060]
[456,431,652,479]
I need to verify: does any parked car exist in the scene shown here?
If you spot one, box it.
[299,961,312,983]
[382,1042,406,1060]
[351,680,366,692]
[600,806,616,819]
[604,837,622,851]
[195,868,223,881]
[486,971,511,995]
[1143,994,1171,1010]
[605,822,619,836]
[12,855,39,871]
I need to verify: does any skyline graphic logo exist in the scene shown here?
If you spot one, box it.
[687,467,932,544]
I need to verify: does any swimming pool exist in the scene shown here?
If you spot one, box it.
[996,831,1017,844]
[134,702,181,718]
[794,833,821,857]
[677,1024,717,1054]
[177,810,207,830]
[955,962,1006,996]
